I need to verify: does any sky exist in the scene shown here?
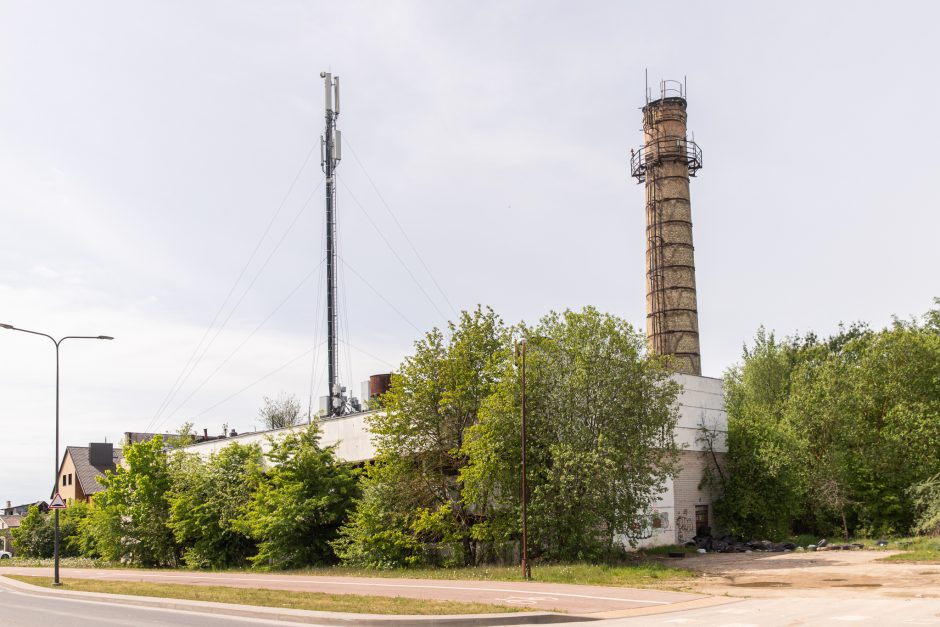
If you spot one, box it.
[2,1,939,504]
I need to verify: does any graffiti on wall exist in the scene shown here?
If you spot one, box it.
[675,508,695,543]
[634,509,672,540]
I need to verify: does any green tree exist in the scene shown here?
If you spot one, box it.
[59,500,96,557]
[341,307,509,567]
[91,436,178,566]
[11,505,54,558]
[332,462,424,568]
[909,474,940,536]
[717,301,940,538]
[713,328,809,538]
[462,307,681,561]
[167,442,264,568]
[242,424,358,569]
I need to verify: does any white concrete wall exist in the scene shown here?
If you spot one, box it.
[673,373,727,453]
[182,411,376,463]
[635,374,727,548]
[183,375,726,550]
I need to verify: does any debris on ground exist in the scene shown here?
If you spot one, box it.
[682,530,868,554]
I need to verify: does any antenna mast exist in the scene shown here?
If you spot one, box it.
[320,71,345,416]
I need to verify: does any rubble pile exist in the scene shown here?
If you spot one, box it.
[684,528,866,554]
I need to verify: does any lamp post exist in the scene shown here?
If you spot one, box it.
[0,324,113,586]
[516,338,531,581]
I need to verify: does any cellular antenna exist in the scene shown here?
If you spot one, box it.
[321,71,346,416]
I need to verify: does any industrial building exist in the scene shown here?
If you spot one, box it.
[182,76,727,548]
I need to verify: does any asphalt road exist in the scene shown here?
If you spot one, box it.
[0,585,312,627]
[1,576,939,626]
[566,596,940,626]
[0,567,702,614]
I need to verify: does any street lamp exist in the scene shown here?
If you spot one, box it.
[1,323,113,586]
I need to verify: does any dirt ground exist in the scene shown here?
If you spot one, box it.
[661,550,940,600]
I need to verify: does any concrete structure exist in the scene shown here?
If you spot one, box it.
[55,443,122,503]
[633,373,727,548]
[631,79,704,375]
[181,375,726,549]
[182,411,376,464]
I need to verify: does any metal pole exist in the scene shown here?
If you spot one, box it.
[322,72,339,416]
[54,340,60,586]
[0,325,113,587]
[520,339,530,580]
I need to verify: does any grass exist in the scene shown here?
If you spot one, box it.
[289,562,695,587]
[3,557,695,588]
[5,575,522,615]
[4,557,123,569]
[877,537,940,563]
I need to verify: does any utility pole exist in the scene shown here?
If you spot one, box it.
[321,71,343,416]
[517,339,531,580]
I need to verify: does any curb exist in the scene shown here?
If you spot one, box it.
[0,575,590,626]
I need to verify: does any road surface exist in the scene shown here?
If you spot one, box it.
[0,566,703,614]
[567,596,940,626]
[0,584,309,627]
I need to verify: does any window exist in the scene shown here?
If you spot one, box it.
[68,473,73,486]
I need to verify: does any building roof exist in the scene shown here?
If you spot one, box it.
[123,432,177,445]
[1,501,47,516]
[62,446,123,496]
[0,514,23,529]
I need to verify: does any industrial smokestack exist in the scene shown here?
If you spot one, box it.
[630,78,703,375]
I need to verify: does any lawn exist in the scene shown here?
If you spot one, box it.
[5,575,522,615]
[292,561,695,587]
[3,557,695,587]
[878,537,940,563]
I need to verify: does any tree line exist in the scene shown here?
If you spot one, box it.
[14,307,682,568]
[712,299,940,539]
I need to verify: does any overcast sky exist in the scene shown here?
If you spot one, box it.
[2,1,938,505]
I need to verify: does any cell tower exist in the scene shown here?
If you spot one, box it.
[630,78,703,375]
[320,71,347,415]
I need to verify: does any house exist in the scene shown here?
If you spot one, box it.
[55,443,122,503]
[0,501,47,555]
[1,500,48,517]
[0,514,21,553]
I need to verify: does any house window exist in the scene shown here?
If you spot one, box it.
[68,473,73,486]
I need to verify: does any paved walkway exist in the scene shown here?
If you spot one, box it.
[0,567,706,616]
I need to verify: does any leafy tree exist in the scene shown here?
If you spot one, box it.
[717,301,940,538]
[462,307,681,561]
[242,424,358,568]
[59,500,96,557]
[332,462,424,568]
[713,328,809,538]
[909,474,940,536]
[258,393,304,430]
[167,442,264,568]
[92,436,178,566]
[341,307,509,567]
[11,505,54,558]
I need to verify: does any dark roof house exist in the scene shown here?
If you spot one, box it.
[55,443,123,503]
[1,500,48,517]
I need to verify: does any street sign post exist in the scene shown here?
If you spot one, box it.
[49,493,66,509]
